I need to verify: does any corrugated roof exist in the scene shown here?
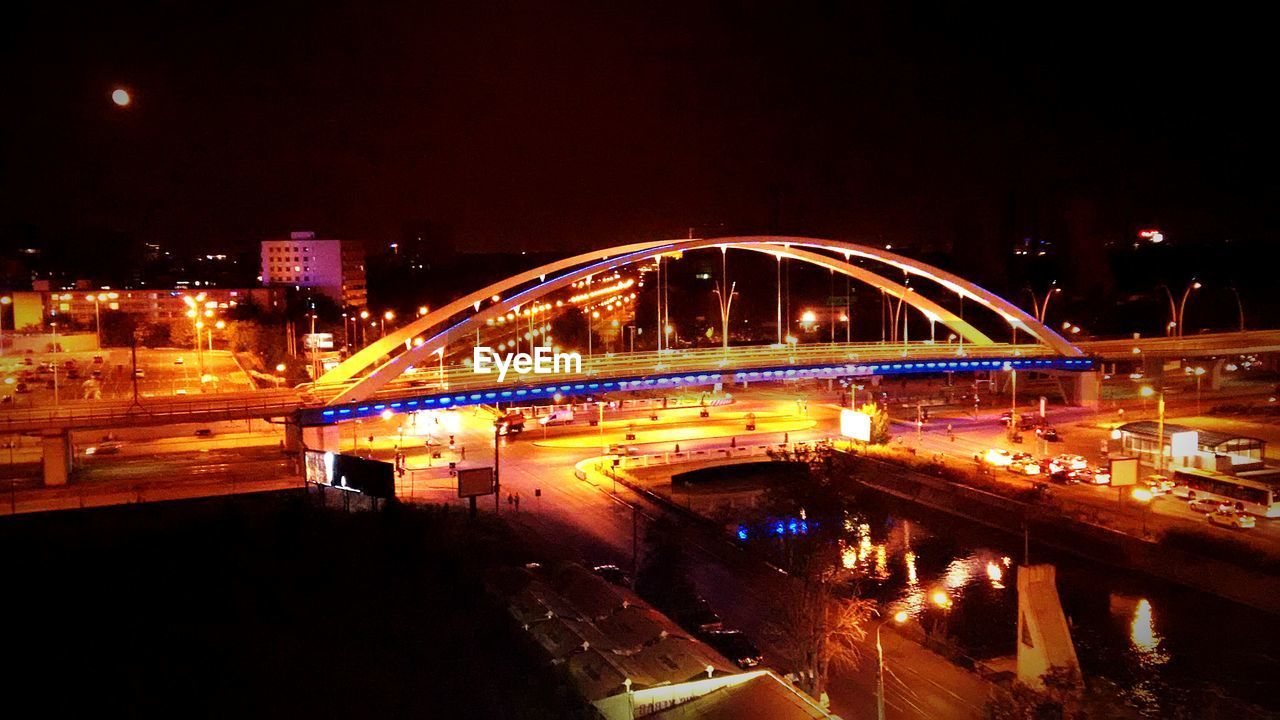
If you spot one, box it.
[1117,421,1263,449]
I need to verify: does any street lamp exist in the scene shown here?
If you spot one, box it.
[0,295,10,356]
[1188,366,1206,415]
[713,281,738,353]
[1159,281,1201,337]
[381,310,395,337]
[85,292,117,348]
[1024,284,1061,325]
[874,609,910,720]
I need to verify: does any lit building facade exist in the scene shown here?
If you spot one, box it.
[260,231,367,309]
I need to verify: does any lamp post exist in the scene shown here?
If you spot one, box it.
[875,610,910,720]
[1177,281,1201,337]
[435,347,446,390]
[713,281,738,354]
[1190,366,1206,415]
[1227,287,1245,332]
[85,292,117,348]
[0,295,10,356]
[1024,284,1061,326]
[381,310,395,337]
[359,310,370,346]
[183,293,207,377]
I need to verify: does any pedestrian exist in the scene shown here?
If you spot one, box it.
[514,490,521,512]
[784,432,789,446]
[507,492,514,507]
[674,443,680,453]
[730,436,737,448]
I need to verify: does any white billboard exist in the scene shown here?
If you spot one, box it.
[840,408,872,442]
[1170,430,1198,459]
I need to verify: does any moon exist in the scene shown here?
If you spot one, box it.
[111,88,131,107]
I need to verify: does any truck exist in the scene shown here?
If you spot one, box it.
[496,411,526,436]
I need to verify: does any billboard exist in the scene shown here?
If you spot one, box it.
[1170,430,1199,460]
[840,408,872,442]
[303,332,335,350]
[304,450,395,498]
[457,466,495,498]
[1109,456,1139,487]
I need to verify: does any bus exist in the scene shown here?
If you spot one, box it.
[1171,467,1280,518]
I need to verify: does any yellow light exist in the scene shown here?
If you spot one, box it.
[931,590,951,608]
[418,306,429,316]
[380,409,394,420]
[1132,487,1154,502]
[85,294,96,302]
[1140,386,1155,397]
[359,310,369,319]
[204,309,213,317]
[801,310,817,323]
[0,296,10,305]
[384,310,395,321]
[893,610,909,624]
[215,320,225,329]
[111,88,130,106]
[275,363,287,372]
[186,310,196,318]
[412,337,424,346]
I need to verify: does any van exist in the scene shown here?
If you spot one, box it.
[538,407,574,426]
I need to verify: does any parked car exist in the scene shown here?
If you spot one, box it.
[1007,453,1042,475]
[676,597,723,633]
[1208,510,1256,529]
[134,368,146,378]
[1145,475,1175,495]
[1049,469,1078,485]
[700,629,763,669]
[194,428,214,437]
[592,564,630,588]
[174,356,185,365]
[1041,427,1060,441]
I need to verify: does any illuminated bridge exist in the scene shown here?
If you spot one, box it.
[302,236,1094,424]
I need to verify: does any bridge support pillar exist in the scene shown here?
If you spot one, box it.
[41,431,73,486]
[300,424,340,453]
[1063,371,1101,409]
[1207,358,1226,392]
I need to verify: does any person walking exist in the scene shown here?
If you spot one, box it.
[514,490,521,512]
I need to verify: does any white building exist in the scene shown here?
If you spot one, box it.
[260,231,367,308]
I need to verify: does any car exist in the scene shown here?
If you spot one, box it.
[22,357,33,366]
[539,407,575,426]
[15,382,29,393]
[1008,458,1043,475]
[85,440,124,456]
[700,629,763,669]
[676,597,723,633]
[91,369,103,379]
[1145,475,1175,495]
[134,368,146,378]
[984,448,1014,467]
[1049,469,1078,485]
[194,428,214,437]
[92,355,104,364]
[1049,454,1088,473]
[1042,427,1060,441]
[592,564,631,588]
[1208,510,1256,529]
[174,388,187,395]
[1070,467,1110,485]
[174,357,185,365]
[1188,497,1233,514]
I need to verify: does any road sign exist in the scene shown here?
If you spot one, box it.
[303,332,334,350]
[1109,457,1138,487]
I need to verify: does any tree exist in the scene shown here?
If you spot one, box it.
[758,446,875,700]
[859,402,891,445]
[98,310,137,347]
[635,515,700,620]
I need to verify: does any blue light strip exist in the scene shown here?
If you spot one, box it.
[300,355,1094,425]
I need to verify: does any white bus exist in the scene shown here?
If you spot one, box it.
[1171,467,1280,518]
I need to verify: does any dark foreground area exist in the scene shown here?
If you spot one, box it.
[0,490,592,719]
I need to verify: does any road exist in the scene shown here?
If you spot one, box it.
[378,392,996,719]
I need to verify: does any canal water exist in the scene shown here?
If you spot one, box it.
[695,466,1280,718]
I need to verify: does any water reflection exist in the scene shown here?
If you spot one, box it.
[1130,599,1170,666]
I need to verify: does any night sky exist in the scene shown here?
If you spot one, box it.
[4,2,1276,260]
